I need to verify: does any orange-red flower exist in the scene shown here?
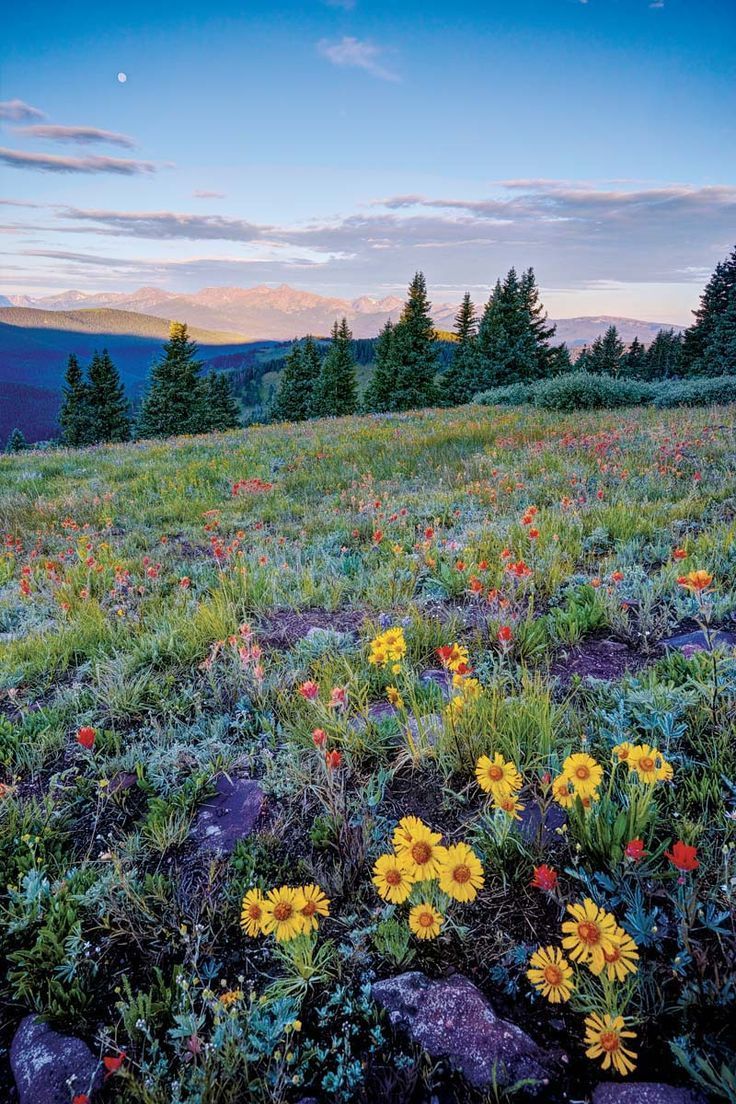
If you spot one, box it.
[76,726,96,750]
[325,749,342,770]
[666,841,699,872]
[298,680,319,700]
[531,864,558,891]
[625,838,647,862]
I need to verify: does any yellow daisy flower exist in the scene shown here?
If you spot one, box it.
[391,815,426,851]
[372,852,417,904]
[260,886,306,943]
[475,753,522,798]
[612,741,633,764]
[395,821,445,880]
[386,686,404,708]
[408,902,444,940]
[603,927,639,982]
[240,888,266,937]
[628,744,671,785]
[437,841,485,902]
[561,898,619,975]
[527,946,575,1003]
[295,884,330,931]
[563,753,603,798]
[584,1013,637,1076]
[552,775,575,809]
[495,794,525,820]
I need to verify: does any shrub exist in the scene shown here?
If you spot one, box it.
[651,375,736,407]
[534,372,653,412]
[473,382,535,406]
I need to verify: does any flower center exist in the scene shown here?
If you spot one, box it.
[639,756,654,772]
[419,911,434,927]
[302,900,316,916]
[248,904,262,920]
[575,765,590,780]
[543,964,563,986]
[600,1031,620,1053]
[488,765,504,781]
[604,946,621,963]
[578,920,600,945]
[412,841,432,865]
[386,868,402,886]
[273,902,293,922]
[452,864,471,884]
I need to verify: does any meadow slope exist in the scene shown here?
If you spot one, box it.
[1,404,735,1103]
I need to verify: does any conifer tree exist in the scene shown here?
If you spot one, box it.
[387,272,438,410]
[443,293,480,404]
[547,343,573,376]
[312,318,358,417]
[363,320,395,412]
[5,428,26,453]
[476,268,546,388]
[702,289,736,375]
[59,354,94,447]
[88,349,131,443]
[645,329,683,380]
[137,322,205,439]
[520,267,556,371]
[682,244,736,371]
[204,371,242,430]
[623,336,647,378]
[270,336,322,422]
[586,325,625,376]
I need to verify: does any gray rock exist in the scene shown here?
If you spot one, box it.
[372,971,562,1092]
[191,775,264,854]
[405,712,444,747]
[419,668,454,700]
[518,801,568,845]
[662,629,736,653]
[10,1015,102,1104]
[592,1084,707,1104]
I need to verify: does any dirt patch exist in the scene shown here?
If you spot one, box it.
[550,634,660,684]
[256,606,367,649]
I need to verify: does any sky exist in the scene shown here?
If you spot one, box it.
[1,0,735,322]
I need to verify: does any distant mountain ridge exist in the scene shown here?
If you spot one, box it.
[3,285,683,346]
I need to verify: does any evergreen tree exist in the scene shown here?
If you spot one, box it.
[443,293,480,404]
[386,272,438,410]
[586,325,625,375]
[88,349,131,443]
[701,288,736,375]
[300,335,323,411]
[645,329,683,380]
[547,343,573,376]
[270,336,322,422]
[59,354,94,447]
[622,336,647,378]
[475,268,547,388]
[574,345,590,372]
[5,428,26,453]
[137,323,206,439]
[203,371,242,430]
[682,244,736,371]
[519,267,556,371]
[312,318,358,417]
[363,320,395,412]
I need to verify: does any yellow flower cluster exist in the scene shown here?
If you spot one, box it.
[552,745,673,812]
[446,673,482,717]
[240,884,330,943]
[527,897,640,1076]
[368,626,407,671]
[613,742,673,784]
[372,817,485,939]
[475,753,525,819]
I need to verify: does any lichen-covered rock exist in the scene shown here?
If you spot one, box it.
[592,1083,708,1104]
[191,775,264,854]
[10,1016,102,1104]
[372,971,563,1092]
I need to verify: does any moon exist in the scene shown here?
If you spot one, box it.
[117,72,127,83]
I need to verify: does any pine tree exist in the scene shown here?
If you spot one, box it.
[203,372,241,430]
[475,268,547,388]
[702,288,736,375]
[575,345,590,372]
[682,244,736,371]
[300,335,322,412]
[5,428,26,453]
[59,354,94,447]
[88,349,131,443]
[137,322,206,439]
[587,325,625,376]
[388,272,438,411]
[547,343,573,376]
[270,336,322,422]
[645,329,683,380]
[363,320,395,412]
[622,336,647,378]
[312,318,358,417]
[519,267,556,372]
[443,293,480,404]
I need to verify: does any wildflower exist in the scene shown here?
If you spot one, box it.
[562,752,603,798]
[369,627,407,667]
[673,548,687,561]
[665,841,699,872]
[677,569,713,592]
[611,570,624,583]
[436,642,470,673]
[392,815,426,851]
[298,680,319,701]
[408,902,444,940]
[328,686,347,710]
[179,576,191,588]
[496,794,525,819]
[625,838,647,862]
[629,744,671,784]
[325,749,342,770]
[396,821,445,879]
[241,889,266,937]
[552,775,575,809]
[531,864,558,892]
[612,742,633,763]
[219,989,243,1007]
[261,887,306,942]
[584,1013,637,1076]
[497,625,513,646]
[103,1053,126,1079]
[561,898,619,975]
[312,728,327,748]
[475,753,522,799]
[602,927,639,982]
[73,1096,91,1104]
[295,884,330,931]
[437,841,485,902]
[76,726,96,750]
[386,686,404,708]
[372,853,416,904]
[527,946,575,1003]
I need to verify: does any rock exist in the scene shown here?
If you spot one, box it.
[518,801,567,846]
[10,1015,102,1104]
[662,629,736,653]
[592,1084,707,1104]
[372,971,562,1092]
[419,669,453,700]
[191,775,264,854]
[405,712,444,747]
[349,701,399,733]
[107,770,138,795]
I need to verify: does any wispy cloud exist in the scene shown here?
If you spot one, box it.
[14,125,136,148]
[0,99,46,122]
[317,36,399,82]
[193,189,226,199]
[0,148,158,175]
[58,208,268,241]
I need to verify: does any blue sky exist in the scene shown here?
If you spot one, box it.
[1,0,735,321]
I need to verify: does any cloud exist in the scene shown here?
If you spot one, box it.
[0,148,158,174]
[193,189,226,199]
[317,36,399,81]
[59,208,268,241]
[13,125,136,148]
[0,99,45,122]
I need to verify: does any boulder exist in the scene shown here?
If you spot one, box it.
[518,801,567,846]
[592,1084,707,1104]
[662,629,736,654]
[10,1015,102,1104]
[372,971,562,1092]
[191,775,264,854]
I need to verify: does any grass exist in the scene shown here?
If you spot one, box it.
[1,401,735,1103]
